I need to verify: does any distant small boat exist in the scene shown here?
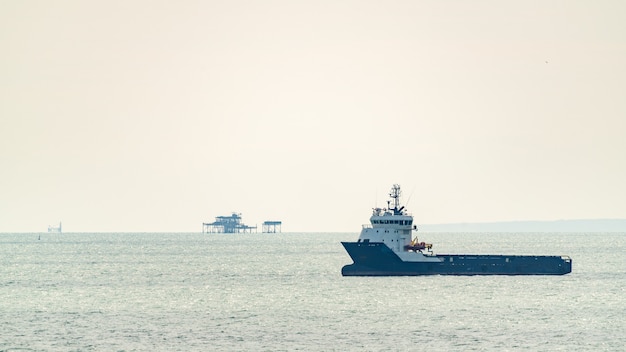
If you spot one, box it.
[48,222,62,234]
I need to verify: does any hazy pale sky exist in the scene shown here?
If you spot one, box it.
[2,1,625,232]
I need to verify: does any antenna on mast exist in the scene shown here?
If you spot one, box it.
[405,186,415,209]
[389,184,403,214]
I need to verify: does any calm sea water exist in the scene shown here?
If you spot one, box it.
[1,232,624,351]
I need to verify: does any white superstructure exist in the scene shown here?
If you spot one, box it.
[357,184,439,263]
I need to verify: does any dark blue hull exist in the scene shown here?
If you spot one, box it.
[341,242,572,276]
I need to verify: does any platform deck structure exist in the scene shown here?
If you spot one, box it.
[202,213,257,233]
[262,221,282,233]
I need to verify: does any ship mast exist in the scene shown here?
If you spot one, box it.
[388,184,404,215]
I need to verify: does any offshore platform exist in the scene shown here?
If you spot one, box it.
[262,221,282,233]
[202,213,257,233]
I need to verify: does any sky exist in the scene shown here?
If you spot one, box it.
[1,1,625,232]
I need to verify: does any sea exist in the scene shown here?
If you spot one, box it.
[1,232,624,351]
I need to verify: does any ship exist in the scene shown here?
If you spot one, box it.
[341,185,572,276]
[48,222,62,234]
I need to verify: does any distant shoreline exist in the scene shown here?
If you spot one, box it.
[2,219,626,233]
[419,219,626,232]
